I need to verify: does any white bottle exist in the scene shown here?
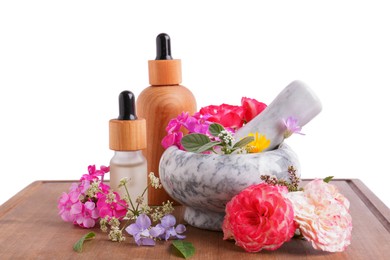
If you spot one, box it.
[109,90,147,205]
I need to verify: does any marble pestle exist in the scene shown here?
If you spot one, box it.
[234,80,322,151]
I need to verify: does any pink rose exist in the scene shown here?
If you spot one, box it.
[222,183,296,252]
[287,179,352,252]
[199,104,244,129]
[241,97,267,123]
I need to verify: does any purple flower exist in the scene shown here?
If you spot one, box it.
[125,214,158,246]
[283,116,305,138]
[155,214,186,241]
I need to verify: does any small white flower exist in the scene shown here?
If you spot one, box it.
[149,172,162,189]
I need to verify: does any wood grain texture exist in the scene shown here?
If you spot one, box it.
[148,60,182,86]
[137,85,196,206]
[0,179,389,259]
[109,119,147,151]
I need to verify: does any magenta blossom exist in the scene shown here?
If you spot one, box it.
[80,165,110,182]
[58,164,112,228]
[283,116,305,138]
[96,192,128,220]
[161,112,211,149]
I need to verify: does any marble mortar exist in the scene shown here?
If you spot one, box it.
[159,143,300,231]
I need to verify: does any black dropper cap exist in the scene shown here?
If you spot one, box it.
[156,33,173,60]
[118,90,137,120]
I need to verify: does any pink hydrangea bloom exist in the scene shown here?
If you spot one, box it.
[58,191,79,222]
[222,183,296,252]
[96,192,128,220]
[58,164,112,228]
[287,179,352,252]
[80,165,110,182]
[73,201,100,228]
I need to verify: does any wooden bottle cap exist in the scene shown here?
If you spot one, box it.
[148,59,182,86]
[109,118,147,151]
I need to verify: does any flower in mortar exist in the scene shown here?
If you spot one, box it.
[283,116,304,138]
[222,183,296,252]
[241,97,267,123]
[286,179,352,252]
[246,132,270,153]
[199,104,244,129]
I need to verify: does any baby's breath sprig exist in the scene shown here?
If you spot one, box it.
[150,200,174,222]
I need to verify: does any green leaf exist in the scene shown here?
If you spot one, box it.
[232,136,254,149]
[209,123,225,137]
[323,176,334,183]
[181,134,211,152]
[73,232,96,253]
[172,240,195,259]
[195,141,221,153]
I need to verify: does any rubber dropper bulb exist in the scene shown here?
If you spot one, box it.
[118,90,137,120]
[156,33,173,60]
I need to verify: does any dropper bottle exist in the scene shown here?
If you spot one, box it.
[109,90,147,204]
[137,33,196,205]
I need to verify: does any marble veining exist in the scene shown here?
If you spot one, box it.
[159,143,300,231]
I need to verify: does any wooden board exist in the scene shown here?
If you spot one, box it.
[0,179,389,259]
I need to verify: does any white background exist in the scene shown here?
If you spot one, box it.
[1,1,389,207]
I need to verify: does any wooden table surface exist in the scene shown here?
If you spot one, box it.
[0,179,389,259]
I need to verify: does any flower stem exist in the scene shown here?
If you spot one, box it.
[135,183,150,212]
[123,184,136,212]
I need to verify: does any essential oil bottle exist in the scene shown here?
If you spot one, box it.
[109,90,147,204]
[137,33,196,205]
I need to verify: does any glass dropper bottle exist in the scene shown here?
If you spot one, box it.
[109,90,147,204]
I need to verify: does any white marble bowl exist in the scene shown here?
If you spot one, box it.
[159,143,300,231]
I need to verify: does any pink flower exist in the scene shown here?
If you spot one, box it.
[199,104,244,129]
[287,179,352,252]
[161,131,183,149]
[161,98,267,149]
[58,164,111,228]
[58,191,79,222]
[97,192,128,220]
[73,201,100,228]
[222,183,296,252]
[161,112,212,149]
[283,116,304,138]
[80,165,110,182]
[241,97,267,123]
